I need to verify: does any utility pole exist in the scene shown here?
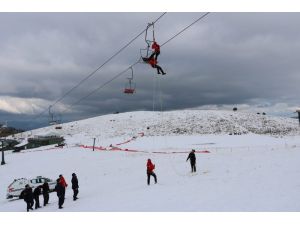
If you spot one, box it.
[1,140,5,165]
[92,138,96,151]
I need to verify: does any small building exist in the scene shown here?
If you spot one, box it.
[0,139,19,150]
[13,139,29,152]
[27,132,64,149]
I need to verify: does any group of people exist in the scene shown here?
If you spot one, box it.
[20,173,79,212]
[146,149,197,185]
[143,40,166,75]
[20,181,50,212]
[20,150,196,211]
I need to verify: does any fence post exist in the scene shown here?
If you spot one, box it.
[92,138,96,151]
[1,141,5,165]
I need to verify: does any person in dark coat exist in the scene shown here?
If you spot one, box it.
[146,159,157,185]
[33,186,42,209]
[20,184,34,212]
[71,173,79,201]
[55,178,65,209]
[186,149,196,173]
[42,181,50,206]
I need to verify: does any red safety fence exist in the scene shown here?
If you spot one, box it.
[79,145,210,154]
[80,132,210,154]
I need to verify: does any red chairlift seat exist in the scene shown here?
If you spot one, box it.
[124,81,136,94]
[124,88,135,94]
[123,67,136,94]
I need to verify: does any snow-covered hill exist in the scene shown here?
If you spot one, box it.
[17,110,300,142]
[1,109,300,212]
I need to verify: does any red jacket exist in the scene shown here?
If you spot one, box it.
[148,58,157,67]
[152,42,160,52]
[147,159,155,173]
[59,176,68,188]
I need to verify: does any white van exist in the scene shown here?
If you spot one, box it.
[6,176,56,199]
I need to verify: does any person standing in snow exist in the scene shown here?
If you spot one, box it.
[59,174,68,197]
[42,181,50,206]
[55,179,65,209]
[33,186,42,209]
[71,173,79,201]
[59,174,68,188]
[186,149,196,173]
[20,184,34,212]
[146,159,157,185]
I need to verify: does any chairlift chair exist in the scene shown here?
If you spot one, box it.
[123,67,136,94]
[124,79,136,94]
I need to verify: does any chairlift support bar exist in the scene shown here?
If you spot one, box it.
[128,66,134,80]
[145,22,155,44]
[142,22,155,58]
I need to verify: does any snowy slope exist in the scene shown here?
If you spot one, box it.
[15,110,300,143]
[1,110,300,212]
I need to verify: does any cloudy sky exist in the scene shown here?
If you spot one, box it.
[0,12,299,130]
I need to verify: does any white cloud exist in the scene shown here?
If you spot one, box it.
[0,96,68,115]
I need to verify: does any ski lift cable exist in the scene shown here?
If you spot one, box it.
[60,12,211,115]
[161,12,210,47]
[149,12,211,113]
[35,12,167,119]
[22,12,211,126]
[51,12,167,108]
[139,12,211,62]
[61,61,141,113]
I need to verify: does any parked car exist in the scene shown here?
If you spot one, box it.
[6,176,56,199]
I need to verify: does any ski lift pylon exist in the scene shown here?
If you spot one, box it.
[123,67,136,94]
[48,105,58,125]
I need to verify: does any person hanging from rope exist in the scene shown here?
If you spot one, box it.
[186,149,196,173]
[149,40,160,60]
[142,55,166,75]
[146,158,157,185]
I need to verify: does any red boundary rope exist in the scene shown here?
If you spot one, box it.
[79,145,210,154]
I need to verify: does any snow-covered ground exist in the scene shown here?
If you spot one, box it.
[16,110,300,141]
[1,110,300,211]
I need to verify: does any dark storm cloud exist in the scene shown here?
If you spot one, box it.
[0,12,300,129]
